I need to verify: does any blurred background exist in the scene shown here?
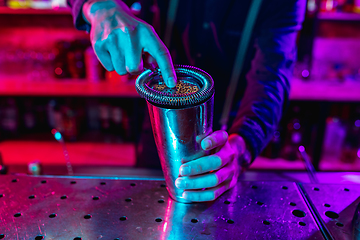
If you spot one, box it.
[0,0,359,176]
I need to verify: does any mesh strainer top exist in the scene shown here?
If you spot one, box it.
[135,65,214,108]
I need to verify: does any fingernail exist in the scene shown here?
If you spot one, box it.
[175,179,186,189]
[167,77,176,88]
[182,192,189,200]
[180,165,191,176]
[201,139,212,150]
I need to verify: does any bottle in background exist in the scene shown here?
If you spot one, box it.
[23,98,36,132]
[99,102,110,132]
[261,129,283,159]
[86,99,100,131]
[340,105,360,163]
[67,40,88,79]
[281,105,303,161]
[84,47,104,82]
[0,98,19,138]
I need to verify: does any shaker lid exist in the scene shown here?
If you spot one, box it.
[135,65,214,108]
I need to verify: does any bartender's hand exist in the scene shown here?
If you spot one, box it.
[82,0,177,87]
[175,131,249,202]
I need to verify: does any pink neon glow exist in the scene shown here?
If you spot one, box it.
[298,145,305,152]
[161,198,172,240]
[162,222,168,232]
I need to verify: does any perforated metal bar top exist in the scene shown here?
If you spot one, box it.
[0,175,325,240]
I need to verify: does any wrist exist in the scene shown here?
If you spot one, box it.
[228,133,253,168]
[82,0,120,24]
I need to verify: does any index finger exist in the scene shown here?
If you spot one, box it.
[144,35,177,88]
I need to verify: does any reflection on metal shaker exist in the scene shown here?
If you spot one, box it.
[136,65,215,203]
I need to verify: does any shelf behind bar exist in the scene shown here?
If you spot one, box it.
[0,6,71,14]
[319,156,360,171]
[317,12,360,21]
[0,77,139,97]
[1,77,360,100]
[250,156,306,170]
[0,140,136,167]
[290,78,360,101]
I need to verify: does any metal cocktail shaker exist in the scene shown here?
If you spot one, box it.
[135,65,214,203]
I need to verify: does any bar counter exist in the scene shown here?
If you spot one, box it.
[0,172,358,239]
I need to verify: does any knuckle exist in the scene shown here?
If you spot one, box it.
[143,23,154,32]
[126,66,140,74]
[212,155,223,168]
[209,192,216,201]
[230,151,236,160]
[222,131,229,140]
[194,164,203,174]
[106,32,117,43]
[157,47,170,57]
[213,174,220,186]
[104,65,114,72]
[117,70,128,76]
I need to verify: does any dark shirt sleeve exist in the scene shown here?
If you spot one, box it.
[228,0,306,160]
[67,0,91,32]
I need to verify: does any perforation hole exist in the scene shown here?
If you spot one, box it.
[14,213,22,217]
[191,218,199,223]
[125,198,132,202]
[49,213,57,218]
[29,195,35,199]
[100,182,106,185]
[292,210,306,218]
[60,195,67,200]
[12,179,18,183]
[299,222,306,226]
[92,196,100,200]
[282,186,288,190]
[336,222,344,227]
[313,187,319,191]
[0,194,3,198]
[35,236,44,240]
[73,237,82,240]
[0,234,4,239]
[130,183,136,186]
[84,214,91,219]
[290,202,296,206]
[324,203,330,207]
[263,220,270,225]
[224,200,231,204]
[256,201,264,206]
[41,180,47,184]
[251,185,258,189]
[325,211,339,219]
[344,188,350,192]
[70,181,77,184]
[120,216,127,221]
[155,218,162,222]
[227,219,234,224]
[160,184,166,188]
[158,199,164,203]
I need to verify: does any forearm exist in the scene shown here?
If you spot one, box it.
[229,66,290,161]
[228,31,297,160]
[229,0,306,161]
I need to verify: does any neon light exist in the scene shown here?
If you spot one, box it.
[298,146,305,152]
[162,222,168,232]
[54,132,62,141]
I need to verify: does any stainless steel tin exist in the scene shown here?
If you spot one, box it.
[136,66,215,203]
